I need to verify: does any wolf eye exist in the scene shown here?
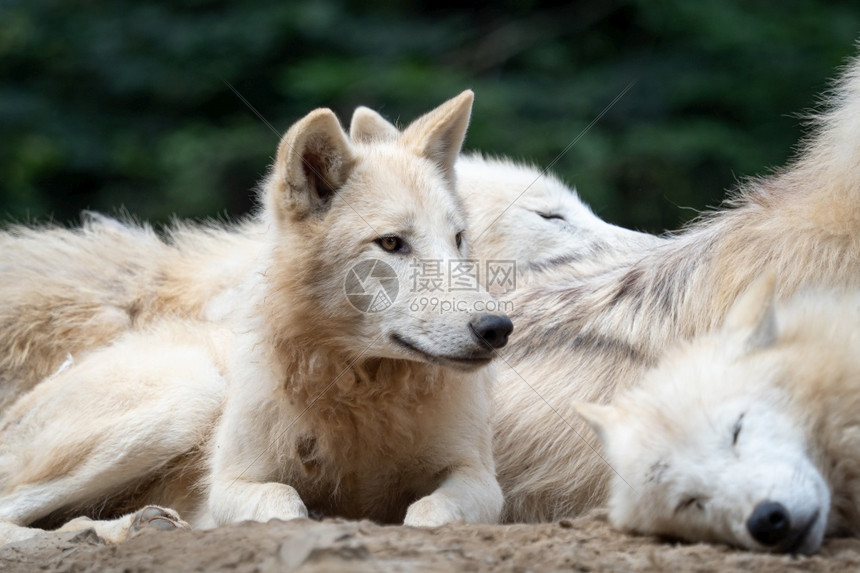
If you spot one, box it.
[376,235,407,253]
[455,231,464,250]
[732,414,744,446]
[675,495,707,513]
[537,212,566,222]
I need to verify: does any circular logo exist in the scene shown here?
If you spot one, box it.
[344,259,399,313]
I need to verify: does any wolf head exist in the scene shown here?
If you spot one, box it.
[454,155,663,273]
[573,275,830,555]
[350,106,661,277]
[259,92,512,371]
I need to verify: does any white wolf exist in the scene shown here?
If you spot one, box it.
[350,56,860,523]
[574,276,860,555]
[0,91,512,544]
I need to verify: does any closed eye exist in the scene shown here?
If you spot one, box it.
[537,212,567,222]
[732,413,744,447]
[675,495,708,513]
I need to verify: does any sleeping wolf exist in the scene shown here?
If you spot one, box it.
[489,55,860,522]
[575,276,860,555]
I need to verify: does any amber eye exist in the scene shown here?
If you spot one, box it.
[455,231,464,249]
[376,235,405,253]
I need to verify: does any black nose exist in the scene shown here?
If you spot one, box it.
[747,501,791,546]
[469,314,514,350]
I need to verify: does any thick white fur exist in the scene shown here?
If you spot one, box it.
[575,277,860,555]
[0,91,506,544]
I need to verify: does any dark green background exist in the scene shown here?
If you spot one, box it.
[2,1,858,233]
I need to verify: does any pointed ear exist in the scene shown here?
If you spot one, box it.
[571,400,619,447]
[724,272,778,351]
[350,106,400,143]
[269,108,356,221]
[400,90,474,186]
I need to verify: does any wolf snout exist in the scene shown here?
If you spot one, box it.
[747,501,820,554]
[469,313,514,350]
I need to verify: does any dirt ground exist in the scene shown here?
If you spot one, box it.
[2,509,858,572]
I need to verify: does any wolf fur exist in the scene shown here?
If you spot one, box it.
[0,91,510,543]
[488,55,860,522]
[350,58,860,523]
[574,276,860,555]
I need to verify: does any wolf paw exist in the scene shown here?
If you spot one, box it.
[129,506,189,536]
[403,496,463,527]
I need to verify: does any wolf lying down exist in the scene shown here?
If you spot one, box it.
[0,91,514,543]
[576,276,860,555]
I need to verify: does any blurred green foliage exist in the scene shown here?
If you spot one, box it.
[1,0,858,233]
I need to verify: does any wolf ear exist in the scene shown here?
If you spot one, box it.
[400,90,474,186]
[724,272,778,351]
[571,400,618,447]
[350,106,400,143]
[270,108,356,221]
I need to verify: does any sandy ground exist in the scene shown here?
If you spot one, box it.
[2,509,858,572]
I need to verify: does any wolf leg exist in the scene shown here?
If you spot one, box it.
[204,367,309,525]
[0,326,226,544]
[0,505,189,545]
[57,505,190,542]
